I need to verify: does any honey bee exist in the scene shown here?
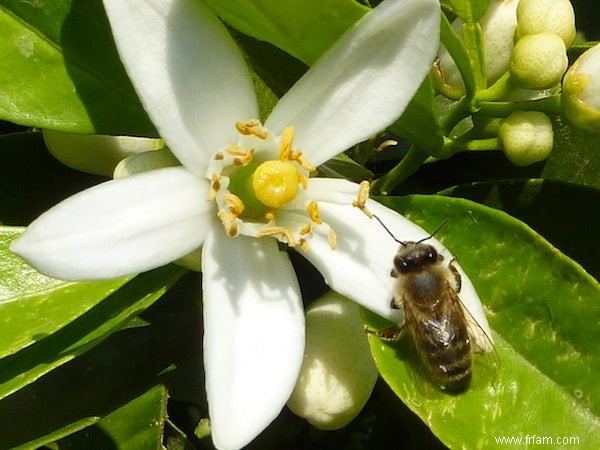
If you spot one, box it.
[352,180,495,392]
[371,218,495,393]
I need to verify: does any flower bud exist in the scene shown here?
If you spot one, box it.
[498,111,553,166]
[43,130,163,177]
[516,0,576,48]
[510,33,568,90]
[287,292,378,430]
[433,0,519,97]
[561,43,600,133]
[113,148,180,178]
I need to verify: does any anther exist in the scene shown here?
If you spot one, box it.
[375,139,398,153]
[207,173,221,201]
[307,201,323,224]
[278,126,295,160]
[223,193,244,216]
[235,120,268,139]
[257,226,297,247]
[328,228,337,250]
[353,180,374,218]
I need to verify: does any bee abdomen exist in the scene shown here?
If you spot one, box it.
[423,339,472,392]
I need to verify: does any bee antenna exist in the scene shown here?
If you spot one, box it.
[372,214,405,245]
[416,219,450,244]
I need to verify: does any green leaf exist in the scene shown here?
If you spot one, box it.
[542,119,600,190]
[0,0,156,135]
[317,153,374,183]
[365,195,600,448]
[441,0,491,22]
[204,0,368,65]
[0,273,200,449]
[390,77,444,155]
[439,179,600,279]
[0,260,186,400]
[0,226,131,360]
[55,385,168,450]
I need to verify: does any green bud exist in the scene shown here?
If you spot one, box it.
[561,43,600,133]
[498,111,553,166]
[433,0,519,97]
[510,33,568,90]
[43,130,163,176]
[287,292,378,430]
[516,0,576,48]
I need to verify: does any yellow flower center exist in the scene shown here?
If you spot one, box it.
[252,160,300,208]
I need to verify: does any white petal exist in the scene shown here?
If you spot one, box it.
[265,0,440,166]
[298,180,491,339]
[102,0,258,175]
[11,167,213,280]
[202,229,305,450]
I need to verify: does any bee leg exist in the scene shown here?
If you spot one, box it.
[448,257,462,292]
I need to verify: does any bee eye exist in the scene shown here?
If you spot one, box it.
[426,248,437,263]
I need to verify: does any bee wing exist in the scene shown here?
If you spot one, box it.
[456,293,495,354]
[452,290,501,389]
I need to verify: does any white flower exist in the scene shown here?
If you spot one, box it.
[11,0,487,448]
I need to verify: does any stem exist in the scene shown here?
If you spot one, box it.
[370,145,429,195]
[445,137,501,155]
[475,72,513,102]
[477,95,561,117]
[442,96,472,135]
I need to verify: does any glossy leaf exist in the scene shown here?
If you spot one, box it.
[203,0,368,65]
[55,385,168,450]
[365,195,600,449]
[543,119,600,190]
[0,274,201,449]
[0,226,131,359]
[0,0,156,135]
[0,260,186,400]
[390,76,444,155]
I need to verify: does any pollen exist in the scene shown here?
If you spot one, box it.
[252,160,300,208]
[307,201,322,224]
[235,119,267,139]
[353,180,374,218]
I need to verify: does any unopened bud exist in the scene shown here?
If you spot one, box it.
[113,148,180,178]
[510,33,568,90]
[433,0,519,97]
[287,292,378,430]
[43,130,163,176]
[516,0,576,48]
[561,43,600,133]
[499,111,553,166]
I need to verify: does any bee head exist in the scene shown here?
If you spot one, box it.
[393,242,438,273]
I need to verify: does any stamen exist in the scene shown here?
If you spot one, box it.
[298,174,308,190]
[214,151,224,160]
[307,201,323,224]
[235,120,268,139]
[328,228,337,250]
[207,173,221,201]
[278,126,295,160]
[257,226,297,247]
[265,211,276,222]
[300,222,312,235]
[291,152,316,172]
[353,180,374,218]
[217,209,239,237]
[223,193,244,216]
[375,139,399,153]
[299,238,310,252]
